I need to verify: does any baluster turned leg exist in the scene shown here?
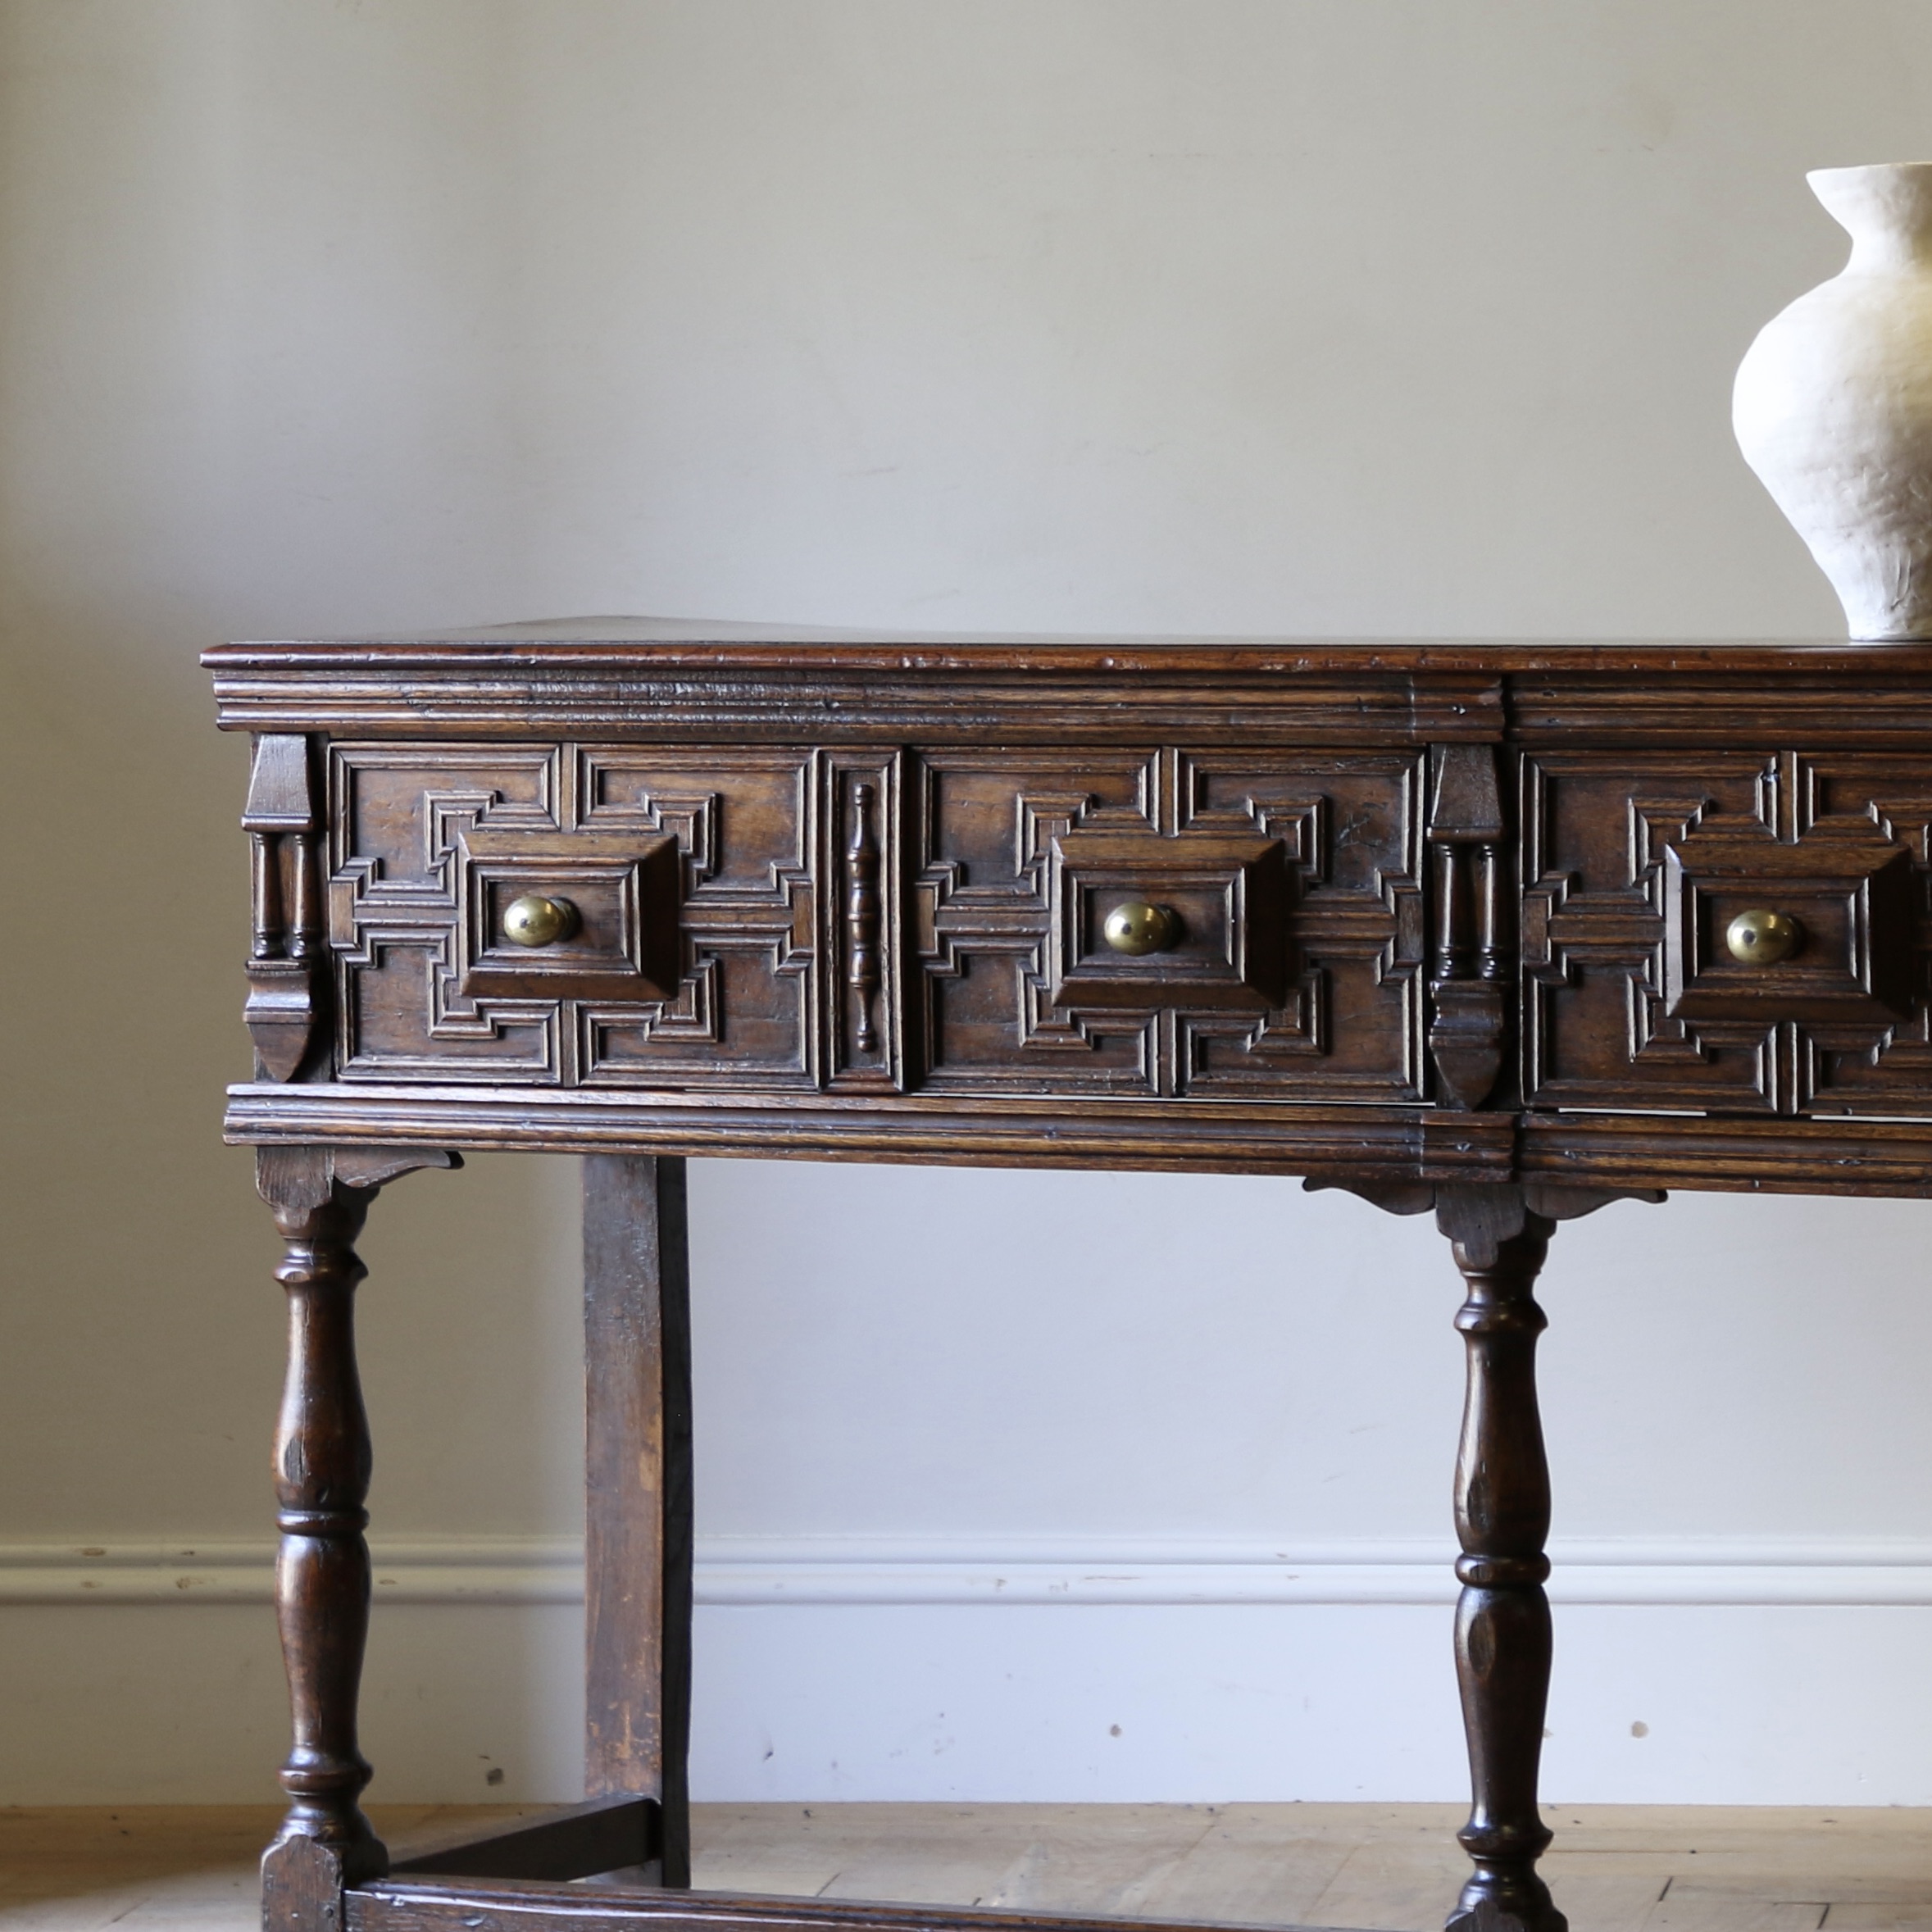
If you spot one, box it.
[256,1145,455,1929]
[1444,1200,1564,1932]
[269,1181,380,1869]
[1307,1179,1660,1932]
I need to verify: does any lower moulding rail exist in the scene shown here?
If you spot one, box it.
[347,1880,1344,1932]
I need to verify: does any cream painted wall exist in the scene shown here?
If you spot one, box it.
[7,0,1932,1805]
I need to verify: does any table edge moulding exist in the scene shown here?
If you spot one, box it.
[207,627,1932,1932]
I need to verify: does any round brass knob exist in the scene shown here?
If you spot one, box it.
[502,893,579,948]
[1725,908,1801,966]
[1102,901,1180,956]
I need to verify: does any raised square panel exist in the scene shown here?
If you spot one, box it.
[1662,819,1913,1027]
[459,827,680,1002]
[1049,829,1289,1012]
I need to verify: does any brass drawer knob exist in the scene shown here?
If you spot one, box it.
[502,893,580,948]
[1103,901,1180,956]
[1725,907,1802,965]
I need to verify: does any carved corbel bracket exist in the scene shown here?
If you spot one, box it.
[1428,746,1510,1110]
[243,734,326,1081]
[1305,1177,1664,1266]
[256,1143,463,1227]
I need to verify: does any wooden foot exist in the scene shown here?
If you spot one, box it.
[261,1834,357,1932]
[584,1154,694,1887]
[256,1144,457,1917]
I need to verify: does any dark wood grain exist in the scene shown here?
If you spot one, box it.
[256,1145,459,1895]
[846,781,882,1052]
[228,1089,1516,1182]
[220,642,1932,1189]
[211,634,1932,1932]
[1440,1193,1562,1932]
[1521,748,1932,1117]
[348,1877,1340,1932]
[243,734,325,1081]
[1427,745,1509,1111]
[265,1834,361,1932]
[202,629,1932,672]
[390,1794,658,1881]
[1308,1180,1657,1932]
[584,1156,693,1888]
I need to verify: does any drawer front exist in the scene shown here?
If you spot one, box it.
[1523,750,1932,1116]
[320,740,1428,1103]
[328,743,890,1089]
[911,748,1429,1100]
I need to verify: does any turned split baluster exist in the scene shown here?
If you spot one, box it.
[846,780,882,1052]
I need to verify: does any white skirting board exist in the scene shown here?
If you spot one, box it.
[19,1535,1932,1606]
[6,1538,1932,1804]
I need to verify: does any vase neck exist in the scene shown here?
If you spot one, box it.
[1810,163,1932,272]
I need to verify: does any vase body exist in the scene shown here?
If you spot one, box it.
[1734,163,1932,640]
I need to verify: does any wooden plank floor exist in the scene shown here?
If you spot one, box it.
[2,1803,1930,1931]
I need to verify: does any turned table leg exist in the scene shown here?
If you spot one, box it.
[255,1145,456,1929]
[1307,1179,1658,1932]
[1442,1198,1563,1932]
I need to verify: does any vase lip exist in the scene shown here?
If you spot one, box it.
[1807,163,1932,255]
[1807,161,1932,189]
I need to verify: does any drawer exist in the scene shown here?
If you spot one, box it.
[326,743,890,1089]
[1523,750,1932,1117]
[316,740,1431,1104]
[911,748,1429,1101]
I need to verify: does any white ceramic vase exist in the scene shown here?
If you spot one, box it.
[1733,162,1932,640]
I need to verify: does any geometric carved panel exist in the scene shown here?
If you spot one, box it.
[913,747,1425,1100]
[574,746,816,1088]
[1787,753,1932,1117]
[1523,749,1932,1118]
[330,745,564,1081]
[328,743,818,1088]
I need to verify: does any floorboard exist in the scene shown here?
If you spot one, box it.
[2,1804,1930,1932]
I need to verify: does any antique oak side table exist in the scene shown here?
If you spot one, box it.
[207,626,1932,1932]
